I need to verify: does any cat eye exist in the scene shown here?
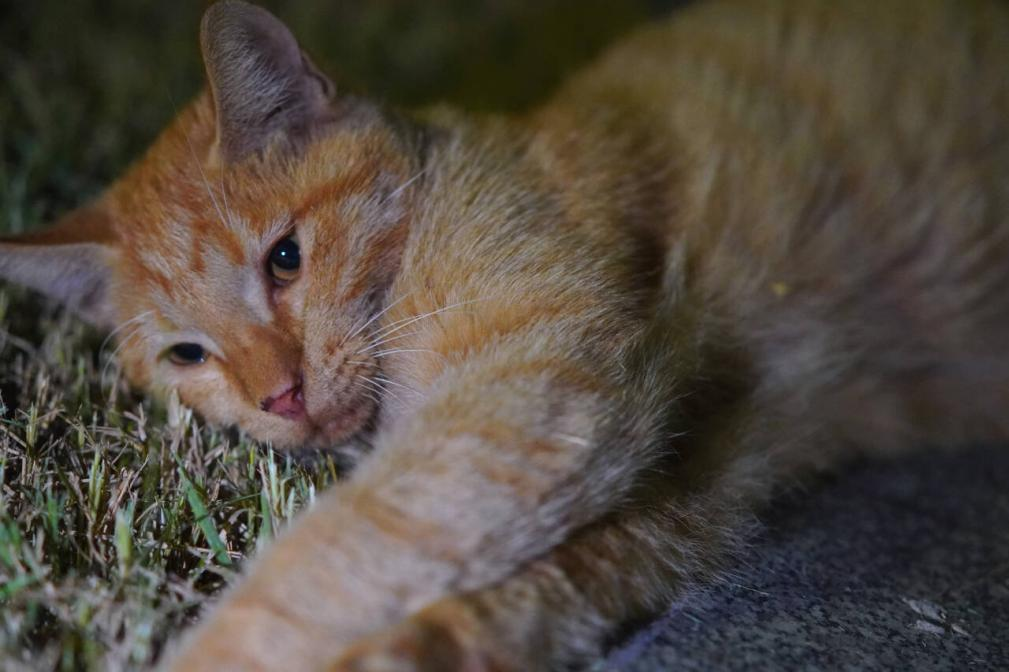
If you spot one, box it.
[168,342,207,366]
[268,235,301,285]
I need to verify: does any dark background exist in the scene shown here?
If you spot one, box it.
[1,0,685,234]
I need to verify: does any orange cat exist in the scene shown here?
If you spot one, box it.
[1,0,1008,669]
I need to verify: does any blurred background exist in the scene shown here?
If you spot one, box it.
[1,0,686,234]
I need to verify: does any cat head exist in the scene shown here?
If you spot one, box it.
[0,1,425,450]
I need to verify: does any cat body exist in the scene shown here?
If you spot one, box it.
[1,0,1007,670]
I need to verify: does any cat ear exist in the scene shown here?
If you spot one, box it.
[0,202,119,329]
[200,0,336,163]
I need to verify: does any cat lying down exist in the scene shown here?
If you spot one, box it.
[1,0,1007,669]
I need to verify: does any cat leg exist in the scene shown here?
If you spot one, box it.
[160,317,701,671]
[329,493,742,672]
[329,403,799,672]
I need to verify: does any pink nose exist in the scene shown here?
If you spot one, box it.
[260,379,306,419]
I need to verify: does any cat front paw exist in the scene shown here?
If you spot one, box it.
[329,603,506,672]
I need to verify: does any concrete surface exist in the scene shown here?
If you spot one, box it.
[606,446,1009,671]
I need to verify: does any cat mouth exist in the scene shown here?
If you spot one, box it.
[315,403,375,442]
[281,404,378,472]
[298,391,380,452]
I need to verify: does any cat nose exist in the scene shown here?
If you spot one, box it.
[260,377,305,419]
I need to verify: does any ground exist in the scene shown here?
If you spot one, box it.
[607,446,1009,671]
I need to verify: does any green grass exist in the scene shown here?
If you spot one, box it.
[0,1,678,669]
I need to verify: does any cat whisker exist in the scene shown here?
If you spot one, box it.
[343,315,368,346]
[349,297,491,360]
[353,376,385,407]
[166,87,235,233]
[357,389,382,407]
[190,147,230,230]
[370,348,442,360]
[355,330,419,356]
[355,373,385,392]
[365,393,382,406]
[101,322,143,379]
[103,325,142,372]
[99,310,154,361]
[345,292,412,342]
[100,324,145,400]
[373,374,418,399]
[379,168,427,208]
[218,171,240,233]
[368,297,489,343]
[356,374,405,407]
